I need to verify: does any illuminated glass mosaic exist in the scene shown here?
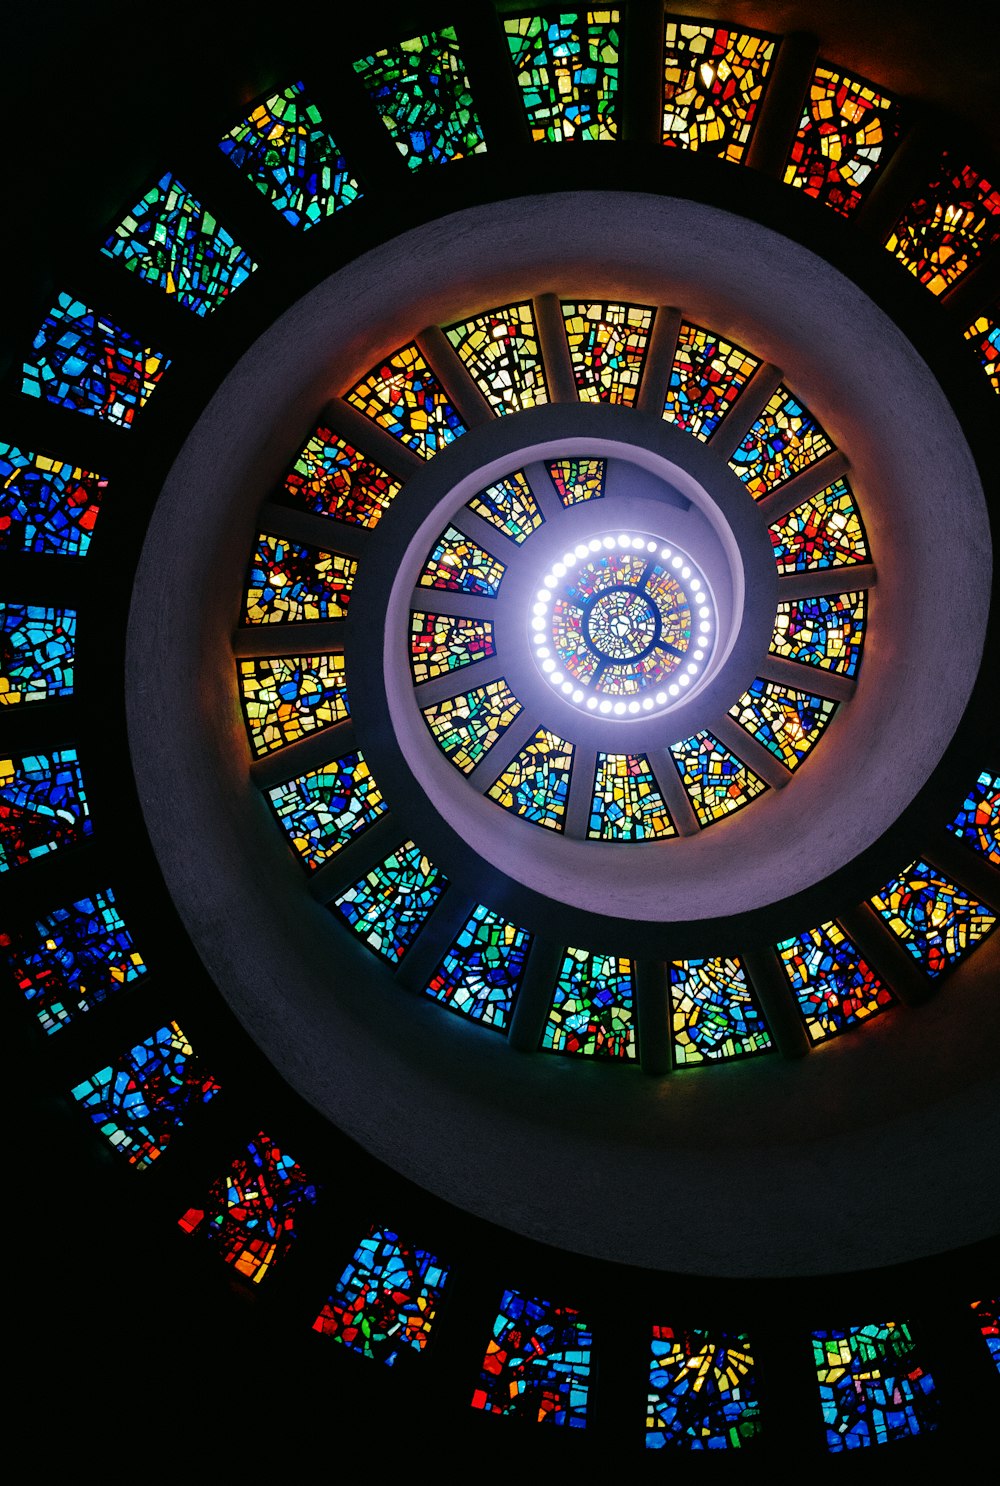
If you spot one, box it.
[466,470,543,544]
[547,457,606,505]
[71,1022,220,1169]
[588,754,675,840]
[353,27,485,170]
[409,611,495,685]
[768,478,868,574]
[971,1299,1000,1374]
[729,678,837,771]
[670,732,767,826]
[417,526,506,597]
[869,860,996,977]
[334,841,447,963]
[504,10,619,142]
[647,1327,762,1449]
[22,293,169,429]
[268,752,385,872]
[0,441,106,557]
[813,1321,937,1451]
[245,533,356,624]
[542,947,635,1058]
[964,309,1000,394]
[563,300,653,405]
[0,604,75,706]
[785,67,902,217]
[102,171,256,314]
[445,302,547,416]
[347,344,466,459]
[313,1225,451,1366]
[662,21,776,164]
[0,749,92,872]
[770,592,866,677]
[426,904,532,1030]
[729,386,834,497]
[471,1289,592,1426]
[886,155,1000,296]
[421,679,522,774]
[663,322,760,441]
[670,957,772,1066]
[777,921,893,1043]
[946,770,1000,866]
[487,727,573,831]
[179,1130,318,1284]
[239,654,349,757]
[219,81,360,228]
[2,887,146,1036]
[280,425,401,529]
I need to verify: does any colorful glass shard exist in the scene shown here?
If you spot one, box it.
[487,727,573,830]
[178,1130,318,1283]
[777,921,893,1042]
[946,770,1000,866]
[219,81,360,228]
[244,532,356,624]
[22,293,169,429]
[421,679,522,774]
[71,1022,220,1169]
[425,904,532,1031]
[813,1321,937,1451]
[588,753,675,840]
[542,947,635,1058]
[885,155,1000,296]
[334,841,447,963]
[964,309,1000,394]
[417,526,505,597]
[0,604,75,705]
[313,1225,451,1366]
[0,441,106,557]
[670,957,772,1066]
[280,425,401,529]
[769,592,866,677]
[729,678,837,770]
[239,654,349,757]
[869,859,996,977]
[504,10,620,142]
[768,478,868,573]
[346,344,466,459]
[971,1299,1000,1375]
[268,752,385,871]
[409,611,495,685]
[662,21,776,164]
[670,732,768,826]
[547,457,606,505]
[445,302,548,415]
[353,27,486,170]
[471,1289,592,1426]
[466,471,543,544]
[663,322,760,441]
[0,749,92,872]
[784,66,902,217]
[647,1326,762,1449]
[563,300,653,405]
[729,386,834,497]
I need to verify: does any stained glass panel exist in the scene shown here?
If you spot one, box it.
[281,425,401,529]
[777,921,893,1042]
[542,947,635,1058]
[663,322,760,441]
[487,727,573,830]
[239,654,349,757]
[466,471,543,544]
[813,1321,937,1451]
[670,957,772,1066]
[22,293,169,429]
[471,1289,592,1426]
[346,344,466,459]
[426,904,532,1030]
[588,753,675,840]
[0,441,106,557]
[244,533,356,624]
[768,478,868,573]
[504,10,619,142]
[409,611,495,685]
[353,27,485,170]
[670,732,768,826]
[885,155,1000,296]
[445,302,547,415]
[334,841,447,963]
[728,678,837,770]
[869,859,996,977]
[964,309,1000,394]
[269,752,385,871]
[662,21,775,164]
[563,300,653,405]
[421,679,522,774]
[647,1326,762,1449]
[547,457,606,505]
[417,526,505,597]
[946,770,1000,866]
[0,749,92,872]
[971,1299,1000,1375]
[769,592,866,677]
[784,67,902,217]
[313,1225,450,1365]
[0,604,75,705]
[729,386,834,497]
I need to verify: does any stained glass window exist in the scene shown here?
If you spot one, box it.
[219,81,360,228]
[777,921,893,1042]
[547,457,606,505]
[542,947,635,1058]
[729,386,834,497]
[768,478,868,574]
[562,300,653,405]
[417,526,506,597]
[669,957,772,1066]
[471,1289,592,1426]
[421,680,522,774]
[964,309,1000,394]
[71,1022,220,1169]
[425,904,532,1031]
[466,471,543,544]
[2,887,146,1036]
[769,592,866,677]
[0,749,92,872]
[647,1326,762,1449]
[179,1130,318,1283]
[504,10,619,142]
[946,770,1000,866]
[346,344,466,459]
[869,859,996,977]
[0,441,106,557]
[244,533,356,624]
[313,1225,450,1365]
[784,67,902,217]
[487,727,573,830]
[885,155,1000,296]
[663,322,760,441]
[445,303,548,416]
[102,171,256,314]
[0,604,75,706]
[409,611,495,685]
[588,753,675,840]
[268,752,385,871]
[353,27,485,170]
[280,425,401,529]
[813,1321,937,1451]
[239,654,349,757]
[334,841,447,963]
[662,20,776,164]
[728,678,837,771]
[670,732,768,826]
[971,1299,1000,1375]
[22,293,169,430]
